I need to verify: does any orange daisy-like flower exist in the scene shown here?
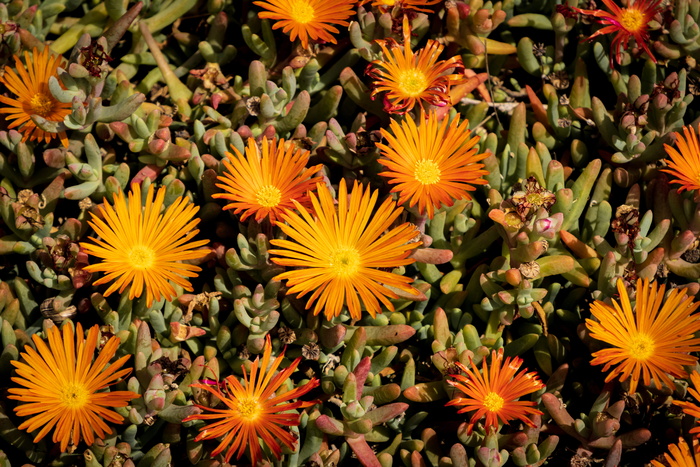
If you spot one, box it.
[361,0,442,13]
[9,323,139,452]
[662,124,700,193]
[446,348,544,435]
[269,178,421,321]
[366,16,466,114]
[213,137,323,224]
[587,278,700,394]
[254,0,356,49]
[651,438,700,467]
[184,336,319,465]
[574,0,662,66]
[0,47,71,146]
[82,183,209,307]
[674,371,700,437]
[376,111,489,218]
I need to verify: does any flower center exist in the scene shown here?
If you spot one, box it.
[397,68,428,97]
[619,8,645,32]
[377,0,397,5]
[329,246,361,277]
[628,332,655,360]
[29,92,55,117]
[291,1,315,24]
[59,381,89,409]
[255,185,282,208]
[483,391,505,412]
[414,159,441,185]
[128,245,156,269]
[237,398,262,421]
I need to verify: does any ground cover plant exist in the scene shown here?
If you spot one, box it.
[1,0,700,465]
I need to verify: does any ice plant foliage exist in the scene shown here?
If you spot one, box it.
[586,278,700,394]
[673,371,700,437]
[0,47,71,146]
[376,111,489,218]
[366,16,466,114]
[213,137,323,223]
[82,183,209,307]
[651,438,700,467]
[446,348,544,435]
[9,323,139,452]
[184,336,318,465]
[254,0,356,49]
[270,178,421,321]
[662,124,700,193]
[574,0,663,66]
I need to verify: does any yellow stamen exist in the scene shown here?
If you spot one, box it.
[414,159,441,185]
[256,185,282,208]
[397,68,429,97]
[329,246,361,277]
[237,398,263,421]
[291,1,315,24]
[619,8,644,32]
[629,332,655,360]
[128,245,156,269]
[29,93,55,117]
[483,391,505,412]
[59,382,89,409]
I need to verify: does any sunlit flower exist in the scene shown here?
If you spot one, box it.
[446,348,544,434]
[213,137,323,223]
[254,0,356,49]
[376,111,488,218]
[587,278,700,394]
[361,0,442,13]
[0,47,71,146]
[651,438,700,467]
[662,124,700,193]
[9,323,139,452]
[674,371,700,437]
[82,183,209,307]
[270,178,421,321]
[184,336,319,465]
[366,16,465,114]
[574,0,662,66]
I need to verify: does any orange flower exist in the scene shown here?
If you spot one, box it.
[376,111,488,218]
[0,47,71,146]
[574,0,662,66]
[446,348,544,434]
[651,438,700,467]
[662,124,700,193]
[184,336,318,465]
[269,178,421,321]
[674,371,700,437]
[366,16,465,114]
[254,0,356,48]
[213,137,323,223]
[9,323,139,452]
[361,0,442,13]
[82,183,209,307]
[587,278,700,394]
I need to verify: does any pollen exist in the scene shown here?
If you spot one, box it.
[329,246,361,277]
[59,382,89,409]
[414,159,442,185]
[290,1,316,24]
[29,93,56,117]
[628,332,655,361]
[397,68,429,97]
[483,391,505,412]
[619,8,645,32]
[256,185,283,208]
[127,245,157,270]
[237,398,263,421]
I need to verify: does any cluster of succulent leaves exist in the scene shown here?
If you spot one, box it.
[0,0,700,466]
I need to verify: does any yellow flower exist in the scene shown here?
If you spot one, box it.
[376,111,489,218]
[254,0,356,49]
[213,137,323,223]
[662,124,700,193]
[587,278,700,394]
[82,183,209,307]
[0,47,71,146]
[9,323,139,452]
[184,336,319,465]
[446,348,544,434]
[270,178,421,321]
[674,371,700,437]
[651,438,700,467]
[366,16,466,114]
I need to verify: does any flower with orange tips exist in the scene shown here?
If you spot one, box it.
[361,0,442,13]
[574,0,662,66]
[662,124,700,193]
[270,178,421,321]
[376,111,488,218]
[184,336,318,465]
[366,16,465,114]
[674,371,700,437]
[9,323,139,453]
[587,278,700,394]
[254,0,356,49]
[82,183,209,307]
[446,348,544,434]
[213,137,323,224]
[651,438,700,467]
[0,47,71,146]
